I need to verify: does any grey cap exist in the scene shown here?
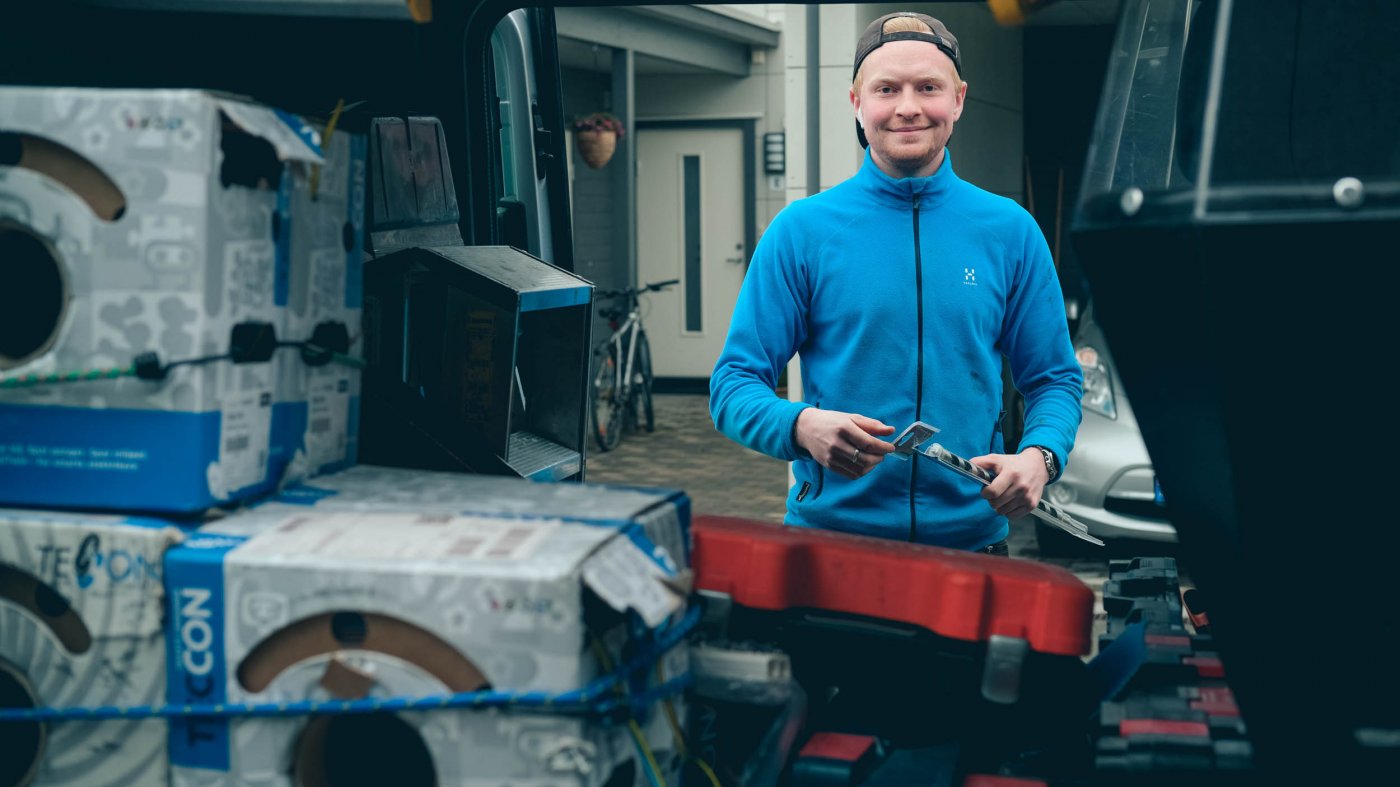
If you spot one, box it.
[853,13,963,148]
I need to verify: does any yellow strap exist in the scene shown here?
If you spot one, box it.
[406,0,432,23]
[309,98,346,200]
[987,0,1029,26]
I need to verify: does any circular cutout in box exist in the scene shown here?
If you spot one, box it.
[0,657,45,787]
[293,712,437,787]
[0,222,68,371]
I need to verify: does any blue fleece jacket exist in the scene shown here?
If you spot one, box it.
[710,150,1083,550]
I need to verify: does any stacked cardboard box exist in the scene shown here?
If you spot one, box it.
[0,87,367,787]
[166,506,690,786]
[270,123,368,486]
[1,87,689,787]
[0,508,186,786]
[0,88,327,513]
[264,464,690,569]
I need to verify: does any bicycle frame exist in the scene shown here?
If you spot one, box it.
[591,278,674,450]
[604,300,643,403]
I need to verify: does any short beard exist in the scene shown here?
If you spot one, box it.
[878,141,940,177]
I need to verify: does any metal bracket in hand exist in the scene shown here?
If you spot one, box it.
[890,421,1104,547]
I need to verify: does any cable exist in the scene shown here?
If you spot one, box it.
[590,630,668,787]
[0,350,225,388]
[656,660,722,787]
[656,662,689,757]
[0,365,135,389]
[1,322,365,390]
[628,718,668,787]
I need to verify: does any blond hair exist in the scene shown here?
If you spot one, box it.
[852,16,964,93]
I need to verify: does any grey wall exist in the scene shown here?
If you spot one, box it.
[785,2,1025,204]
[634,6,786,259]
[562,67,624,294]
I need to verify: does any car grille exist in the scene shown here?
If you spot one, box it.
[1103,496,1170,521]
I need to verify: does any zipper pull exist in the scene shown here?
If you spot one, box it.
[913,195,921,210]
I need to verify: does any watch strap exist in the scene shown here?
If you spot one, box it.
[1031,445,1058,480]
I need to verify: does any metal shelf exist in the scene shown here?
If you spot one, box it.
[505,431,581,482]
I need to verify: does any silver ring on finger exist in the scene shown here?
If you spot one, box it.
[852,448,862,463]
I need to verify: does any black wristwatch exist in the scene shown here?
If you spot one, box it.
[1031,446,1058,480]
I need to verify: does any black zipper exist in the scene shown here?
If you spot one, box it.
[798,401,824,503]
[909,194,924,542]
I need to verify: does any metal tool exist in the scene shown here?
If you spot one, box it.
[890,421,1105,546]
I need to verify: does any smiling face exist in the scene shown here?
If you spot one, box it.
[851,40,967,179]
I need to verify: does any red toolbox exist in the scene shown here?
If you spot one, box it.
[690,515,1098,766]
[692,515,1094,656]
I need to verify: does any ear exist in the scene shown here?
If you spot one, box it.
[850,87,861,123]
[951,81,968,123]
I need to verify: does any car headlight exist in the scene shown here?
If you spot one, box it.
[1076,345,1117,419]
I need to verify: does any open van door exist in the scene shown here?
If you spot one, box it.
[486,8,575,270]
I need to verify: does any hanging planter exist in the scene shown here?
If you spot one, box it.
[572,113,625,169]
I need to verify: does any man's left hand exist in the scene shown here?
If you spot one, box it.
[968,448,1050,520]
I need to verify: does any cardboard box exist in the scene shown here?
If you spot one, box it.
[264,464,691,569]
[0,87,322,513]
[165,509,689,786]
[0,508,185,786]
[270,124,367,485]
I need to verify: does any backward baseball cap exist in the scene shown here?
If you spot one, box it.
[853,12,963,148]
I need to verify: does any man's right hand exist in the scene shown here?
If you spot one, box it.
[795,408,896,480]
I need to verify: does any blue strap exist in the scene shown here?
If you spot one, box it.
[0,607,698,724]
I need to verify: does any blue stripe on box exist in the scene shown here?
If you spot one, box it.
[346,134,368,309]
[272,484,340,506]
[520,286,591,313]
[0,404,272,513]
[268,400,308,487]
[166,536,241,770]
[275,170,293,307]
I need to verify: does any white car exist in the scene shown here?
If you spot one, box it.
[1038,305,1176,554]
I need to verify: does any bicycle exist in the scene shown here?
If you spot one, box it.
[590,278,679,451]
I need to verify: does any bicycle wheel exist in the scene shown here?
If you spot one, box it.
[591,349,624,451]
[635,331,655,432]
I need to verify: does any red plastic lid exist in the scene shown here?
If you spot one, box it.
[1120,719,1211,738]
[963,776,1047,787]
[1190,686,1240,716]
[691,515,1094,657]
[1144,634,1193,648]
[1184,656,1225,679]
[798,732,878,762]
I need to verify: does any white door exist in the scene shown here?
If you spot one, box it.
[637,127,747,379]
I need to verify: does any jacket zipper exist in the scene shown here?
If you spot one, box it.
[909,194,924,542]
[798,401,824,503]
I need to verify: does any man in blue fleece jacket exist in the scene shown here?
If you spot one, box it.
[710,12,1083,554]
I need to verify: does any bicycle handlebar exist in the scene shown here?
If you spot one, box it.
[595,279,680,300]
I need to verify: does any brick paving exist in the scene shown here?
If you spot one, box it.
[583,394,789,523]
[583,393,1158,653]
